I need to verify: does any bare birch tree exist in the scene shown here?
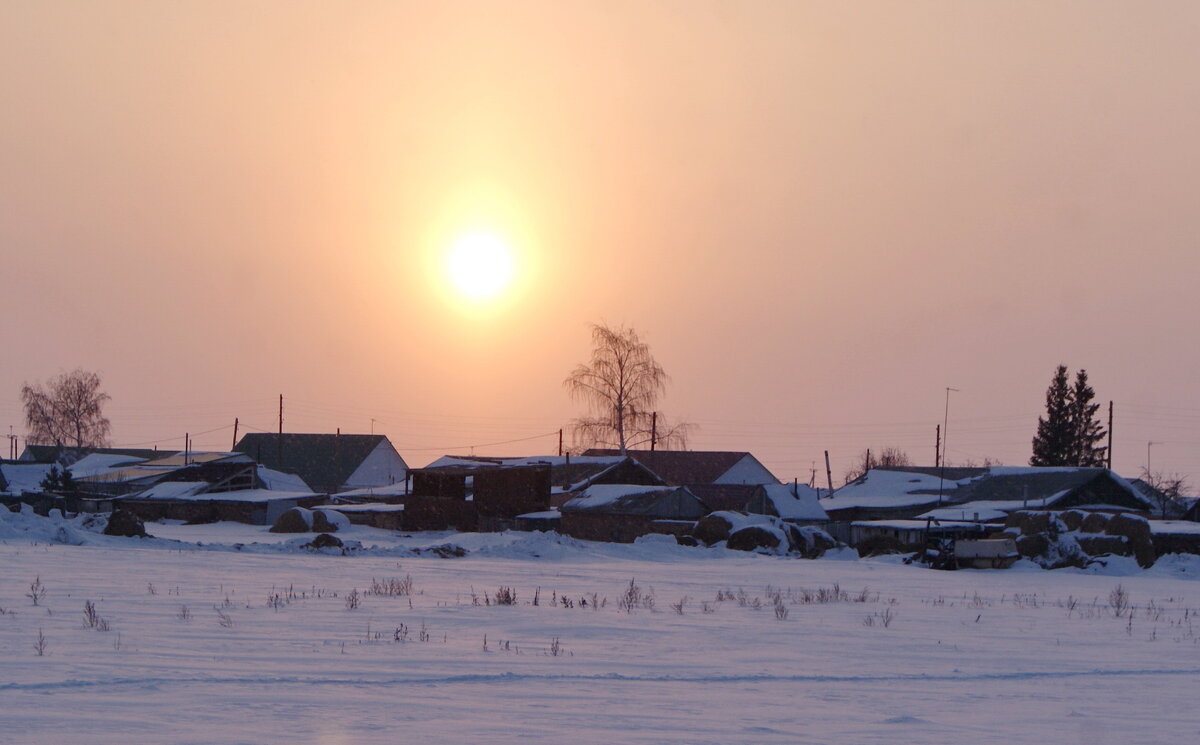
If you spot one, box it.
[564,324,691,453]
[21,369,112,448]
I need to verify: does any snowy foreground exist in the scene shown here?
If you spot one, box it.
[2,512,1199,745]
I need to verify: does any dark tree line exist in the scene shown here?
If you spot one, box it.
[1030,365,1107,467]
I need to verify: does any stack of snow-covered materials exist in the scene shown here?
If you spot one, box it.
[689,511,836,557]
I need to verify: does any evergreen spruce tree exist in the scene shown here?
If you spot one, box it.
[1030,365,1108,467]
[1069,369,1107,467]
[38,465,78,495]
[1030,365,1074,466]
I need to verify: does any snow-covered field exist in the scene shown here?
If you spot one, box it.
[2,510,1198,744]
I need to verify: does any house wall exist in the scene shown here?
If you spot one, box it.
[122,496,324,525]
[401,496,476,531]
[411,471,467,498]
[345,441,409,490]
[474,466,551,519]
[560,512,662,543]
[714,455,779,485]
[1054,477,1150,512]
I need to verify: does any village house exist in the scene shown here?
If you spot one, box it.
[559,484,708,542]
[823,466,1154,547]
[558,479,827,544]
[6,446,323,524]
[234,433,408,495]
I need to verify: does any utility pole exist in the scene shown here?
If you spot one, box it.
[558,429,563,457]
[824,450,834,497]
[650,412,658,452]
[935,425,941,468]
[278,394,284,464]
[937,387,959,506]
[231,418,239,451]
[1106,401,1114,470]
[185,432,190,465]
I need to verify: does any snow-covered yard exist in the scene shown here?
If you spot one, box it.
[1,511,1198,744]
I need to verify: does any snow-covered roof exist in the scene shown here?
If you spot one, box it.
[133,481,209,500]
[425,454,624,470]
[130,488,321,504]
[851,519,987,532]
[68,453,151,479]
[563,484,678,511]
[322,502,405,513]
[0,463,55,495]
[823,466,1153,513]
[516,510,561,520]
[332,484,409,499]
[1149,520,1200,536]
[257,466,312,492]
[822,469,980,510]
[140,451,253,467]
[917,502,1015,522]
[755,483,829,521]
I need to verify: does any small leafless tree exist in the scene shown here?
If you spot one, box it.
[21,369,111,448]
[844,447,911,484]
[1138,468,1190,519]
[564,324,692,453]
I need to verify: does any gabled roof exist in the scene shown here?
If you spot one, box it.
[822,468,981,510]
[823,465,1153,513]
[234,433,393,493]
[423,454,662,493]
[560,484,704,517]
[686,484,759,512]
[581,449,763,485]
[753,483,829,521]
[19,445,171,465]
[0,462,55,495]
[949,467,1152,509]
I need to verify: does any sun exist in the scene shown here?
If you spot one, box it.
[445,232,515,301]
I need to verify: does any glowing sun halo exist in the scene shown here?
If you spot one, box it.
[446,233,515,301]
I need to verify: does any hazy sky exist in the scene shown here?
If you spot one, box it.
[3,1,1199,484]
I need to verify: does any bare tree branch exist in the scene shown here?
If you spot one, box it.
[21,369,111,449]
[564,324,691,454]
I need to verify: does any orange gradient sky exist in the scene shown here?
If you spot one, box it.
[2,1,1199,484]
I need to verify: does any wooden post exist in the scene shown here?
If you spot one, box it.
[558,429,563,457]
[1107,401,1114,470]
[935,424,941,468]
[824,450,834,497]
[231,418,239,451]
[650,412,658,452]
[277,394,283,464]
